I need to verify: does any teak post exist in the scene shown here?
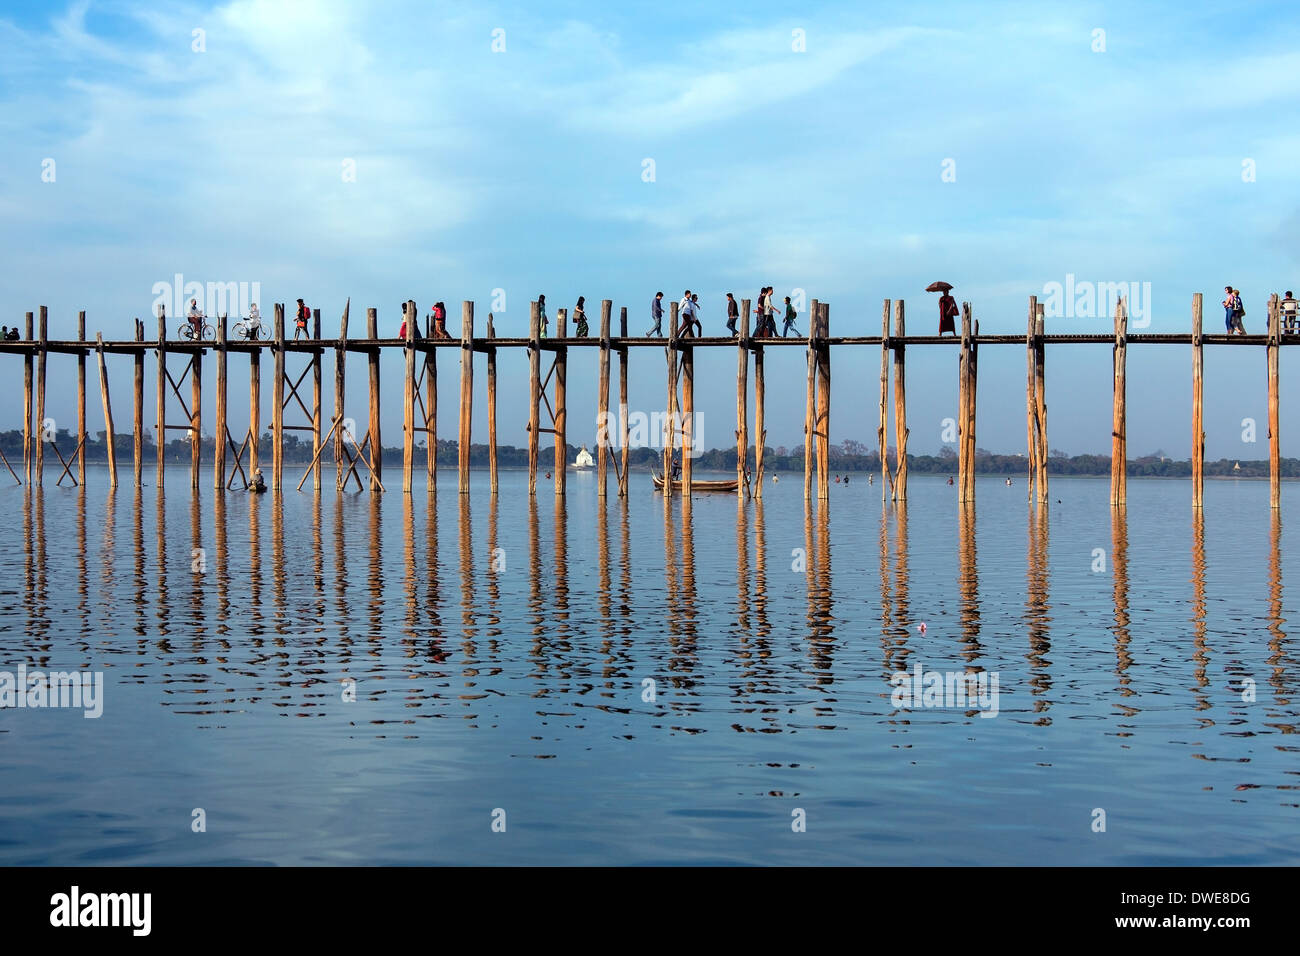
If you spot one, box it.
[736,303,750,499]
[880,300,891,498]
[248,321,261,482]
[663,302,678,498]
[190,320,202,491]
[597,300,611,497]
[892,299,909,501]
[366,307,381,492]
[959,304,979,504]
[273,303,285,491]
[426,309,437,494]
[156,306,166,486]
[1026,296,1038,500]
[34,306,47,484]
[133,318,144,485]
[403,300,416,493]
[553,307,566,498]
[94,333,117,488]
[487,312,498,495]
[76,310,86,484]
[528,301,540,495]
[1268,293,1281,510]
[335,300,349,491]
[804,298,819,500]
[23,311,33,483]
[1111,299,1128,507]
[1034,303,1048,503]
[1191,293,1204,509]
[681,317,694,498]
[214,314,227,490]
[312,309,323,492]
[618,307,630,497]
[459,301,474,495]
[815,302,831,501]
[754,316,766,500]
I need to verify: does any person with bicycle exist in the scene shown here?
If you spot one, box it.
[245,303,262,340]
[187,299,205,339]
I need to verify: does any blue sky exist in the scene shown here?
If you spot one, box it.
[1,0,1298,458]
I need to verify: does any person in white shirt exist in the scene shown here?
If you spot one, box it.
[187,299,205,337]
[1282,291,1298,335]
[246,303,262,339]
[678,290,695,337]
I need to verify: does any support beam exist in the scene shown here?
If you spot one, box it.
[1111,298,1127,507]
[880,299,891,498]
[1269,293,1281,510]
[597,300,611,497]
[487,313,498,494]
[156,306,166,486]
[23,311,33,483]
[815,302,831,501]
[312,309,323,492]
[736,302,749,499]
[663,302,678,498]
[459,301,474,494]
[618,307,629,497]
[94,333,117,489]
[35,306,47,485]
[804,298,818,501]
[554,307,567,498]
[1026,295,1038,501]
[1191,293,1204,510]
[403,300,416,493]
[892,299,908,501]
[133,318,144,486]
[335,300,349,490]
[528,300,540,495]
[959,304,978,504]
[1034,303,1048,504]
[682,325,693,498]
[754,326,765,500]
[426,312,438,494]
[367,307,381,492]
[249,324,261,483]
[77,310,86,484]
[190,323,202,490]
[272,303,285,491]
[214,314,227,490]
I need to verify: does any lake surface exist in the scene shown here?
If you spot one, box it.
[0,468,1297,865]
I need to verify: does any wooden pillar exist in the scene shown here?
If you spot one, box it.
[528,300,540,495]
[35,306,47,485]
[597,300,611,497]
[880,299,890,497]
[618,307,630,497]
[94,332,117,489]
[754,333,766,500]
[248,324,261,482]
[190,323,202,491]
[312,309,323,492]
[426,314,437,494]
[815,303,831,501]
[1111,298,1127,506]
[804,297,818,500]
[22,311,33,483]
[367,307,381,492]
[682,328,694,498]
[1026,295,1038,500]
[272,303,285,491]
[133,318,144,486]
[403,300,416,493]
[1191,293,1204,510]
[335,300,349,490]
[1268,293,1281,510]
[77,310,86,484]
[892,299,908,501]
[1034,303,1048,504]
[214,314,227,490]
[156,306,166,486]
[487,313,498,495]
[458,301,474,494]
[959,304,978,504]
[663,302,678,498]
[736,302,750,499]
[554,307,567,497]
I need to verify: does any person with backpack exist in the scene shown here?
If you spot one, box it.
[781,296,802,337]
[1283,291,1298,335]
[1232,289,1246,334]
[938,291,959,336]
[431,301,450,339]
[573,296,589,337]
[295,298,310,340]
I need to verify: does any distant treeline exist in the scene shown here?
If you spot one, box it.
[1,429,1294,477]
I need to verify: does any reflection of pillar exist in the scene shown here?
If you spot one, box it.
[1267,509,1286,702]
[957,503,980,663]
[1190,510,1209,709]
[1111,506,1132,694]
[1026,502,1052,716]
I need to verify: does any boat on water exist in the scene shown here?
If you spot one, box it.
[651,473,738,493]
[574,445,595,469]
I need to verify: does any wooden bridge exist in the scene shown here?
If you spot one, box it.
[0,292,1287,511]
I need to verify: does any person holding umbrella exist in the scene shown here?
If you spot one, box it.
[928,281,959,336]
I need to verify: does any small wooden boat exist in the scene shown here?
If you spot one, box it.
[651,474,738,493]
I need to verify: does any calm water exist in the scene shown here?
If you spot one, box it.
[0,468,1297,865]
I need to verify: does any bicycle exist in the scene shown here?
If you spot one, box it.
[232,318,269,341]
[178,319,215,341]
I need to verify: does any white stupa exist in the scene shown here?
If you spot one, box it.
[574,445,594,468]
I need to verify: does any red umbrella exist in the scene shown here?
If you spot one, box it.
[925,281,953,293]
